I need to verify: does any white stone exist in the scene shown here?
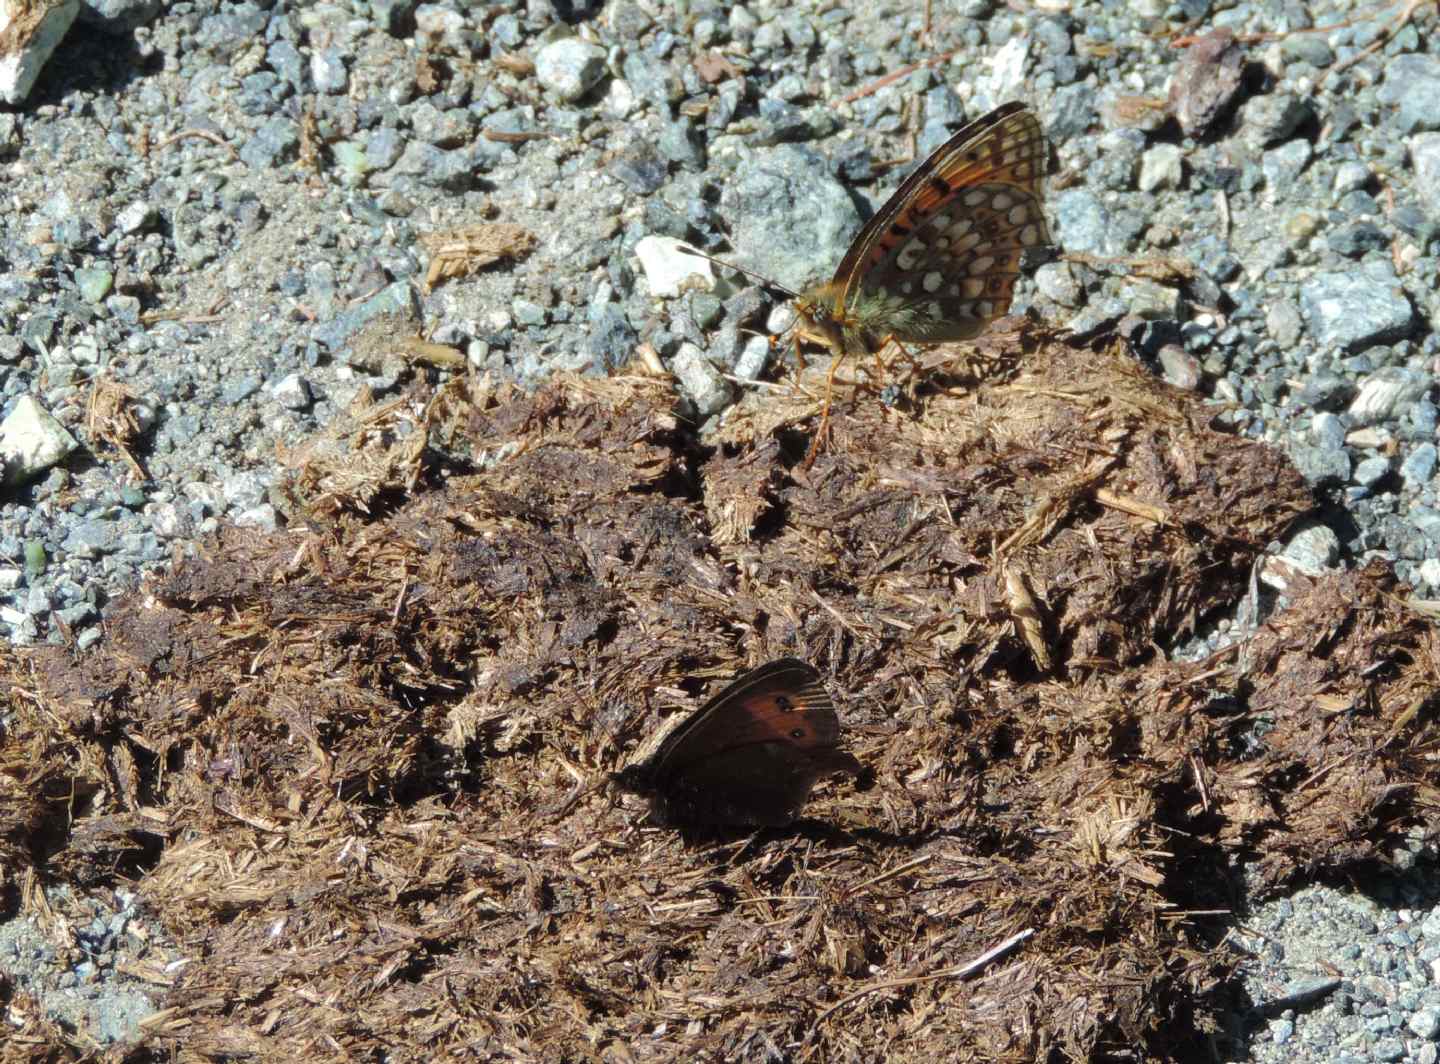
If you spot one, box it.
[1138,144,1184,192]
[1349,370,1431,427]
[0,394,77,484]
[634,235,714,299]
[734,335,771,381]
[0,0,80,106]
[603,77,637,119]
[182,481,225,514]
[271,372,313,410]
[983,37,1031,102]
[149,502,189,539]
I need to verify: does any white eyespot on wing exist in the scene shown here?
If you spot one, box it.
[945,218,973,240]
[967,255,996,276]
[895,239,927,271]
[1008,204,1031,226]
[963,189,989,208]
[961,278,985,299]
[991,192,1014,210]
[1020,223,1043,245]
[922,271,944,293]
[955,231,981,253]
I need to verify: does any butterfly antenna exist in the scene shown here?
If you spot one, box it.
[676,244,800,299]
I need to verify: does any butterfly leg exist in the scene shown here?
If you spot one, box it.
[872,335,924,399]
[802,346,847,469]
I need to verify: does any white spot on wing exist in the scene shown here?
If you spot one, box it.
[922,271,943,293]
[895,239,926,270]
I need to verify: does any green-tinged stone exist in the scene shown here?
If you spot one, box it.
[75,267,114,304]
[24,540,46,579]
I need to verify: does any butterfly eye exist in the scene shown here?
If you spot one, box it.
[790,727,807,740]
[775,695,795,712]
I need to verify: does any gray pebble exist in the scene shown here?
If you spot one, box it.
[1352,456,1390,487]
[1052,188,1120,255]
[1377,55,1440,134]
[719,144,857,290]
[1262,140,1313,196]
[239,116,300,169]
[1401,443,1437,490]
[1300,268,1416,352]
[671,342,732,416]
[1412,133,1440,216]
[535,39,607,102]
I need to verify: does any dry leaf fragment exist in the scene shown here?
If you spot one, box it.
[419,223,537,291]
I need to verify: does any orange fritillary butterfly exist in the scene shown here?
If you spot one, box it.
[781,101,1049,462]
[793,100,1050,365]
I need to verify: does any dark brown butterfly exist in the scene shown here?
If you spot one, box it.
[613,658,862,826]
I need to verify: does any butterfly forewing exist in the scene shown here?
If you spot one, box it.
[619,658,860,826]
[656,661,839,775]
[830,102,1050,344]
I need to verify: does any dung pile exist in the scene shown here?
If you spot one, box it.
[2,322,1435,1061]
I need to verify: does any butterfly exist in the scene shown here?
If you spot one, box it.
[730,101,1049,461]
[612,658,862,827]
[792,101,1049,362]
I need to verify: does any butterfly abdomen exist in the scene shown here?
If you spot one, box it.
[848,287,983,344]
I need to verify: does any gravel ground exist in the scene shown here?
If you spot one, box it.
[1,0,1438,1059]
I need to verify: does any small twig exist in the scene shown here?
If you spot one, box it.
[390,578,409,626]
[153,128,239,160]
[843,854,932,896]
[482,129,556,143]
[137,312,225,326]
[734,894,821,905]
[1189,753,1211,813]
[1322,0,1431,83]
[720,372,788,391]
[811,589,862,639]
[836,49,962,105]
[811,927,1035,1028]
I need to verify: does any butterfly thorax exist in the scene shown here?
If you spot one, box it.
[791,281,862,358]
